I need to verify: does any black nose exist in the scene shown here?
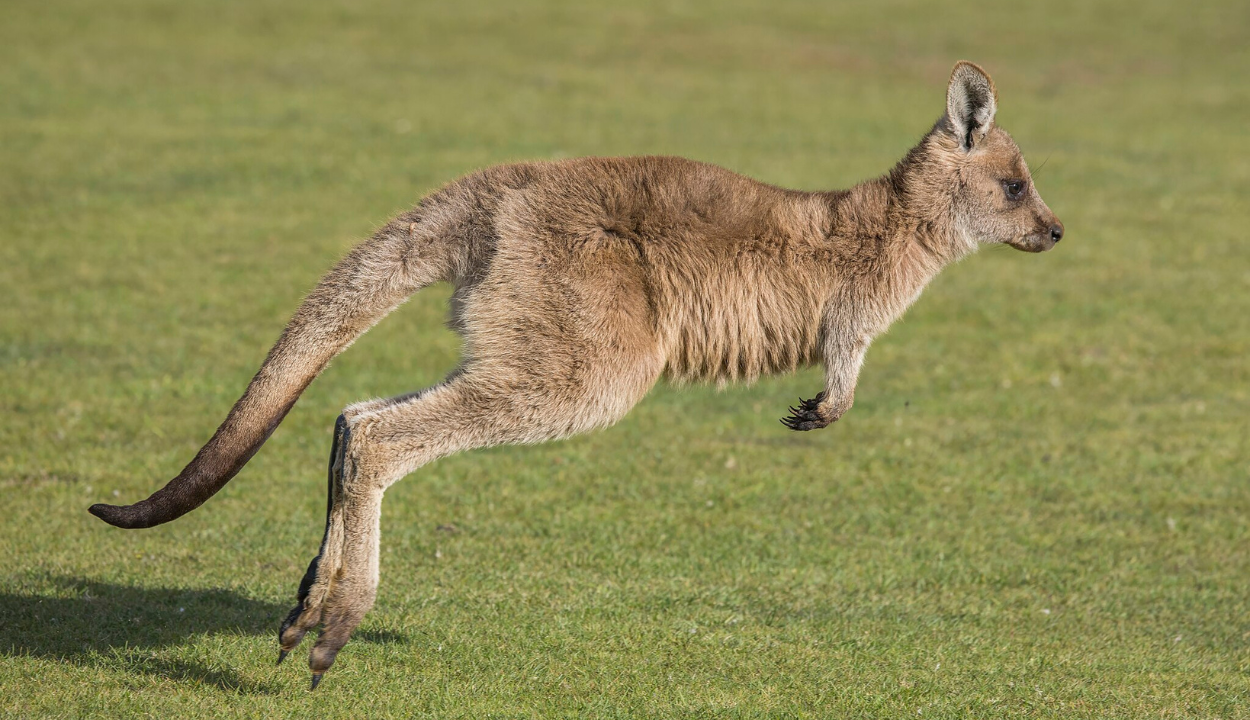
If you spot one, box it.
[1049,223,1064,242]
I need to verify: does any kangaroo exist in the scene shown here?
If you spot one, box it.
[89,62,1063,689]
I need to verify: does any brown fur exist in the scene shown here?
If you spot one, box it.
[89,62,1062,684]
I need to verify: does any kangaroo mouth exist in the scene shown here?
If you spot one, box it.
[1006,233,1056,253]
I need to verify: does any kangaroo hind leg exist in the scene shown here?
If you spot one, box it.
[282,222,668,686]
[277,412,349,665]
[278,375,584,688]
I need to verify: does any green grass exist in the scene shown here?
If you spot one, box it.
[2,0,1248,716]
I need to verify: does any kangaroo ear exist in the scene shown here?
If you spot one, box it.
[945,61,997,151]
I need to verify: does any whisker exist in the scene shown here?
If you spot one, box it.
[1031,153,1052,178]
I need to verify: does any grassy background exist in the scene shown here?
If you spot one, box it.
[2,0,1248,717]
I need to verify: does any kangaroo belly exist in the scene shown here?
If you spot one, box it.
[659,269,824,386]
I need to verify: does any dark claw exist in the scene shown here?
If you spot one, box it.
[277,649,288,666]
[310,673,323,691]
[780,391,832,432]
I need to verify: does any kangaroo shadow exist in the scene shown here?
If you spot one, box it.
[0,577,406,694]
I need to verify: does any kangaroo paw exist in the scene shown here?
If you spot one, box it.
[278,599,324,655]
[780,391,834,431]
[278,415,349,660]
[303,490,383,686]
[307,606,365,685]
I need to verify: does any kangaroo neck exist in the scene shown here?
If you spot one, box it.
[817,170,970,328]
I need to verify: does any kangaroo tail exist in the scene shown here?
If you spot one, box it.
[89,220,452,529]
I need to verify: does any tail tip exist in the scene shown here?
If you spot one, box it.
[88,502,147,529]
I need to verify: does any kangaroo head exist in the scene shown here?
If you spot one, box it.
[929,61,1064,253]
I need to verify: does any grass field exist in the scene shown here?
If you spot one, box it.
[2,0,1248,717]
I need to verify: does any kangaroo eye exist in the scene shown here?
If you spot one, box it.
[1003,180,1026,200]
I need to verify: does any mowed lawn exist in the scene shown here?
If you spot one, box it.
[2,0,1248,717]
